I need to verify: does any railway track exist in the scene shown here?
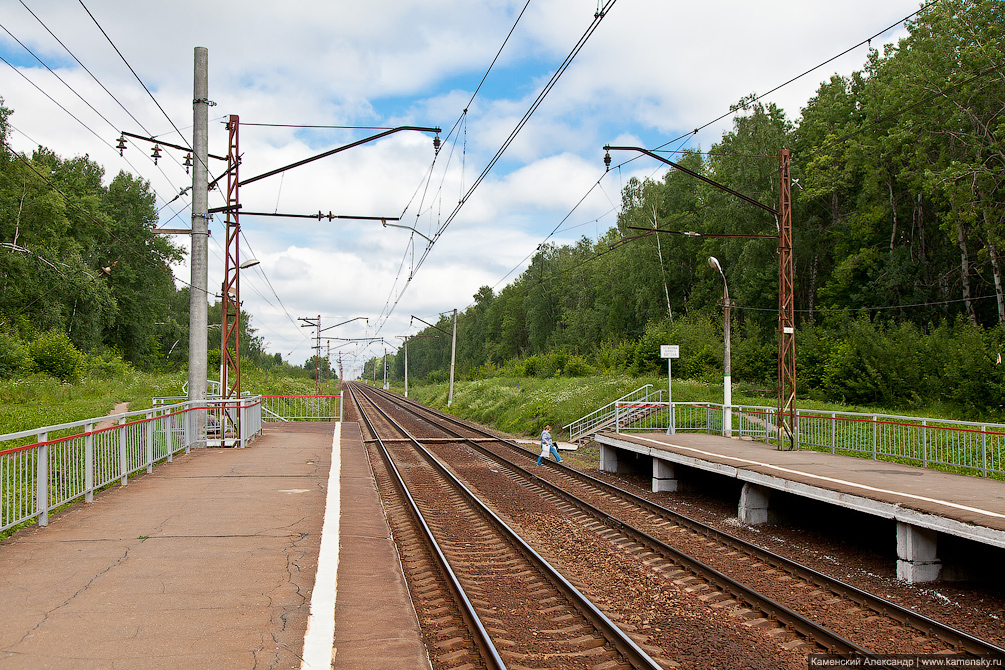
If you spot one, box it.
[348,381,1005,665]
[346,382,668,670]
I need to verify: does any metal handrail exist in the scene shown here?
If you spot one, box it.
[563,384,654,441]
[606,400,1005,478]
[1,396,264,534]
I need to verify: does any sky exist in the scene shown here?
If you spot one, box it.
[0,0,922,377]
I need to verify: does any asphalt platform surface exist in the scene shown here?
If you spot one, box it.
[0,422,429,670]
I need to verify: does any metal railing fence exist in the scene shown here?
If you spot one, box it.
[260,394,342,422]
[614,399,670,434]
[564,384,656,442]
[0,396,264,534]
[608,401,1005,478]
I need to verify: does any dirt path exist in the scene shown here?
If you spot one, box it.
[94,401,130,430]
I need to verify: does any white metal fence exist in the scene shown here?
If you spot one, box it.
[0,396,263,535]
[260,394,342,422]
[608,401,1005,478]
[564,384,659,441]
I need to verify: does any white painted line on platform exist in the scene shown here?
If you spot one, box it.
[301,422,341,670]
[632,435,1005,521]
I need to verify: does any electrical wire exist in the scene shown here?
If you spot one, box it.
[18,0,155,138]
[2,135,200,295]
[734,293,1000,314]
[374,0,619,333]
[241,123,395,130]
[463,0,532,114]
[77,0,188,147]
[0,20,194,215]
[239,230,307,333]
[76,0,212,182]
[368,0,539,335]
[651,0,941,153]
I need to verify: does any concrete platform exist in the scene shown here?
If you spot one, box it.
[596,431,1005,582]
[0,421,430,669]
[329,423,431,670]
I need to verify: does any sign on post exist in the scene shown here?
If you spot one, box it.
[660,345,679,434]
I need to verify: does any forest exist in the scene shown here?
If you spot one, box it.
[367,0,1005,419]
[0,106,315,382]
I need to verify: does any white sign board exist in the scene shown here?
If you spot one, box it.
[660,345,680,359]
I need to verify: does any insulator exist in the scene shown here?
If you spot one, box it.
[183,153,193,175]
[116,135,127,156]
[151,144,162,165]
[433,134,441,155]
[603,151,611,171]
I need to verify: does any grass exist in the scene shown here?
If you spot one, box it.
[397,374,980,440]
[393,375,1005,481]
[0,367,343,440]
[0,371,187,438]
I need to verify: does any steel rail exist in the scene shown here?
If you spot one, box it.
[355,383,868,656]
[360,383,1005,658]
[345,384,506,670]
[347,382,665,670]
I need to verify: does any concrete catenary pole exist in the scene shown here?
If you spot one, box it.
[188,47,209,446]
[448,308,457,406]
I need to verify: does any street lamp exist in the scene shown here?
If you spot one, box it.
[708,257,732,437]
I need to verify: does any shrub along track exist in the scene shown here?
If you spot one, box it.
[348,382,1005,667]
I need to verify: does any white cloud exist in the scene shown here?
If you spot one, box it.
[0,0,921,371]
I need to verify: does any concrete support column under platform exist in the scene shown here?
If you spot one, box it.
[897,521,941,584]
[739,482,771,525]
[599,442,620,474]
[652,459,678,492]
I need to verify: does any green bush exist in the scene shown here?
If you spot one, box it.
[562,354,595,377]
[28,330,86,382]
[731,326,776,386]
[927,318,1005,418]
[85,351,133,379]
[0,331,31,378]
[517,355,540,377]
[425,369,448,384]
[683,346,718,380]
[594,339,635,373]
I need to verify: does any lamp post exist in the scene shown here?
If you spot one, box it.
[708,256,732,437]
[605,144,794,449]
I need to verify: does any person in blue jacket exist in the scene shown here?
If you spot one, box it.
[537,424,562,464]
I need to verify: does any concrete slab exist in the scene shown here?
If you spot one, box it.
[597,432,1005,549]
[0,422,334,670]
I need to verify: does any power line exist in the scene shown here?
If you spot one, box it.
[735,294,1000,315]
[0,51,188,210]
[652,0,940,153]
[18,0,155,138]
[373,0,612,334]
[239,230,305,333]
[77,0,192,152]
[2,136,199,295]
[374,0,620,332]
[0,16,198,214]
[463,0,532,114]
[0,51,117,153]
[241,123,394,130]
[0,19,120,134]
